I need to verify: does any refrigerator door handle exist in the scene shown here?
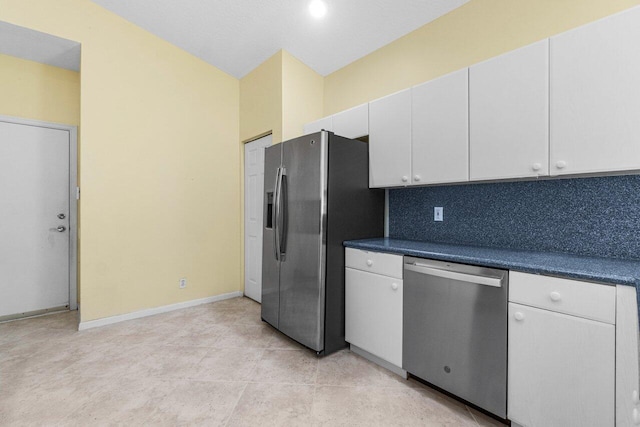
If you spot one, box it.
[273,167,282,261]
[279,170,288,261]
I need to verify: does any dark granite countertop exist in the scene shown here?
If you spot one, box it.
[343,238,640,288]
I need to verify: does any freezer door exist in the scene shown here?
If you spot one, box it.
[261,144,282,328]
[278,132,328,351]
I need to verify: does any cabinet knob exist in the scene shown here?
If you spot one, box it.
[391,283,398,291]
[532,163,541,172]
[366,259,373,267]
[401,176,409,183]
[413,175,421,182]
[514,312,525,321]
[556,160,567,169]
[550,291,562,302]
[633,408,640,425]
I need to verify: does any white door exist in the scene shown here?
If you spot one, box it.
[345,268,403,367]
[369,88,412,188]
[412,69,469,185]
[550,6,640,176]
[469,40,549,181]
[0,121,71,318]
[244,134,272,302]
[508,303,615,427]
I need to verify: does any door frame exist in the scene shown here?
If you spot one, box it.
[0,114,78,312]
[242,132,272,302]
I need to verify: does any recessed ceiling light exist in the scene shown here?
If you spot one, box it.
[309,0,327,19]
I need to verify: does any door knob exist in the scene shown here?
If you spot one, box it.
[57,226,66,232]
[57,213,66,219]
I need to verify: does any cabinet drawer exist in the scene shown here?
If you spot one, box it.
[509,271,616,324]
[345,248,403,279]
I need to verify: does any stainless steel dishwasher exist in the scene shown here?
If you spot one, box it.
[403,257,508,419]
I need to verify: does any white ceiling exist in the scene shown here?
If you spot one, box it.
[90,0,469,78]
[0,21,80,72]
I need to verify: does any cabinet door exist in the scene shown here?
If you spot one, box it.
[508,303,615,427]
[469,40,549,181]
[550,7,640,176]
[616,285,640,427]
[332,103,368,139]
[412,69,469,185]
[368,89,412,188]
[345,268,402,367]
[303,116,333,135]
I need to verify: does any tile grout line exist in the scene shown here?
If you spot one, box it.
[223,345,268,426]
[223,381,250,427]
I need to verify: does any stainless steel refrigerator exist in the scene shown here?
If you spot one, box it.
[261,131,384,355]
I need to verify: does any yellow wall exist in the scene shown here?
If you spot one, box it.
[237,50,323,290]
[239,50,323,145]
[281,51,324,142]
[324,0,640,115]
[0,0,240,322]
[0,53,80,126]
[239,51,283,144]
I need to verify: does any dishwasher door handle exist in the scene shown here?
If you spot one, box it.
[405,263,503,288]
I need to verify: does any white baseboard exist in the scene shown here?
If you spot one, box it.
[78,291,244,331]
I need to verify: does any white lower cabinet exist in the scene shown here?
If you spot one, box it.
[345,267,403,367]
[508,302,615,427]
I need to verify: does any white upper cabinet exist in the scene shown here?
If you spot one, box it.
[303,103,368,139]
[469,40,549,181]
[369,89,412,188]
[303,116,333,135]
[332,103,368,139]
[412,69,469,185]
[550,6,640,176]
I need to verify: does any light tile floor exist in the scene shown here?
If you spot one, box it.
[0,297,504,426]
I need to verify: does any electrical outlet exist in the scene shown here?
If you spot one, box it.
[434,207,444,222]
[179,278,187,289]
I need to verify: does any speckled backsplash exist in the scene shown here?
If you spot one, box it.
[388,175,640,260]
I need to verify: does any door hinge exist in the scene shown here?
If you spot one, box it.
[76,187,80,200]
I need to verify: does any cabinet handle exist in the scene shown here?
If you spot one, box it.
[391,283,398,291]
[550,291,562,302]
[556,160,567,169]
[413,175,421,182]
[366,259,373,267]
[401,176,409,183]
[532,163,541,172]
[514,312,525,321]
